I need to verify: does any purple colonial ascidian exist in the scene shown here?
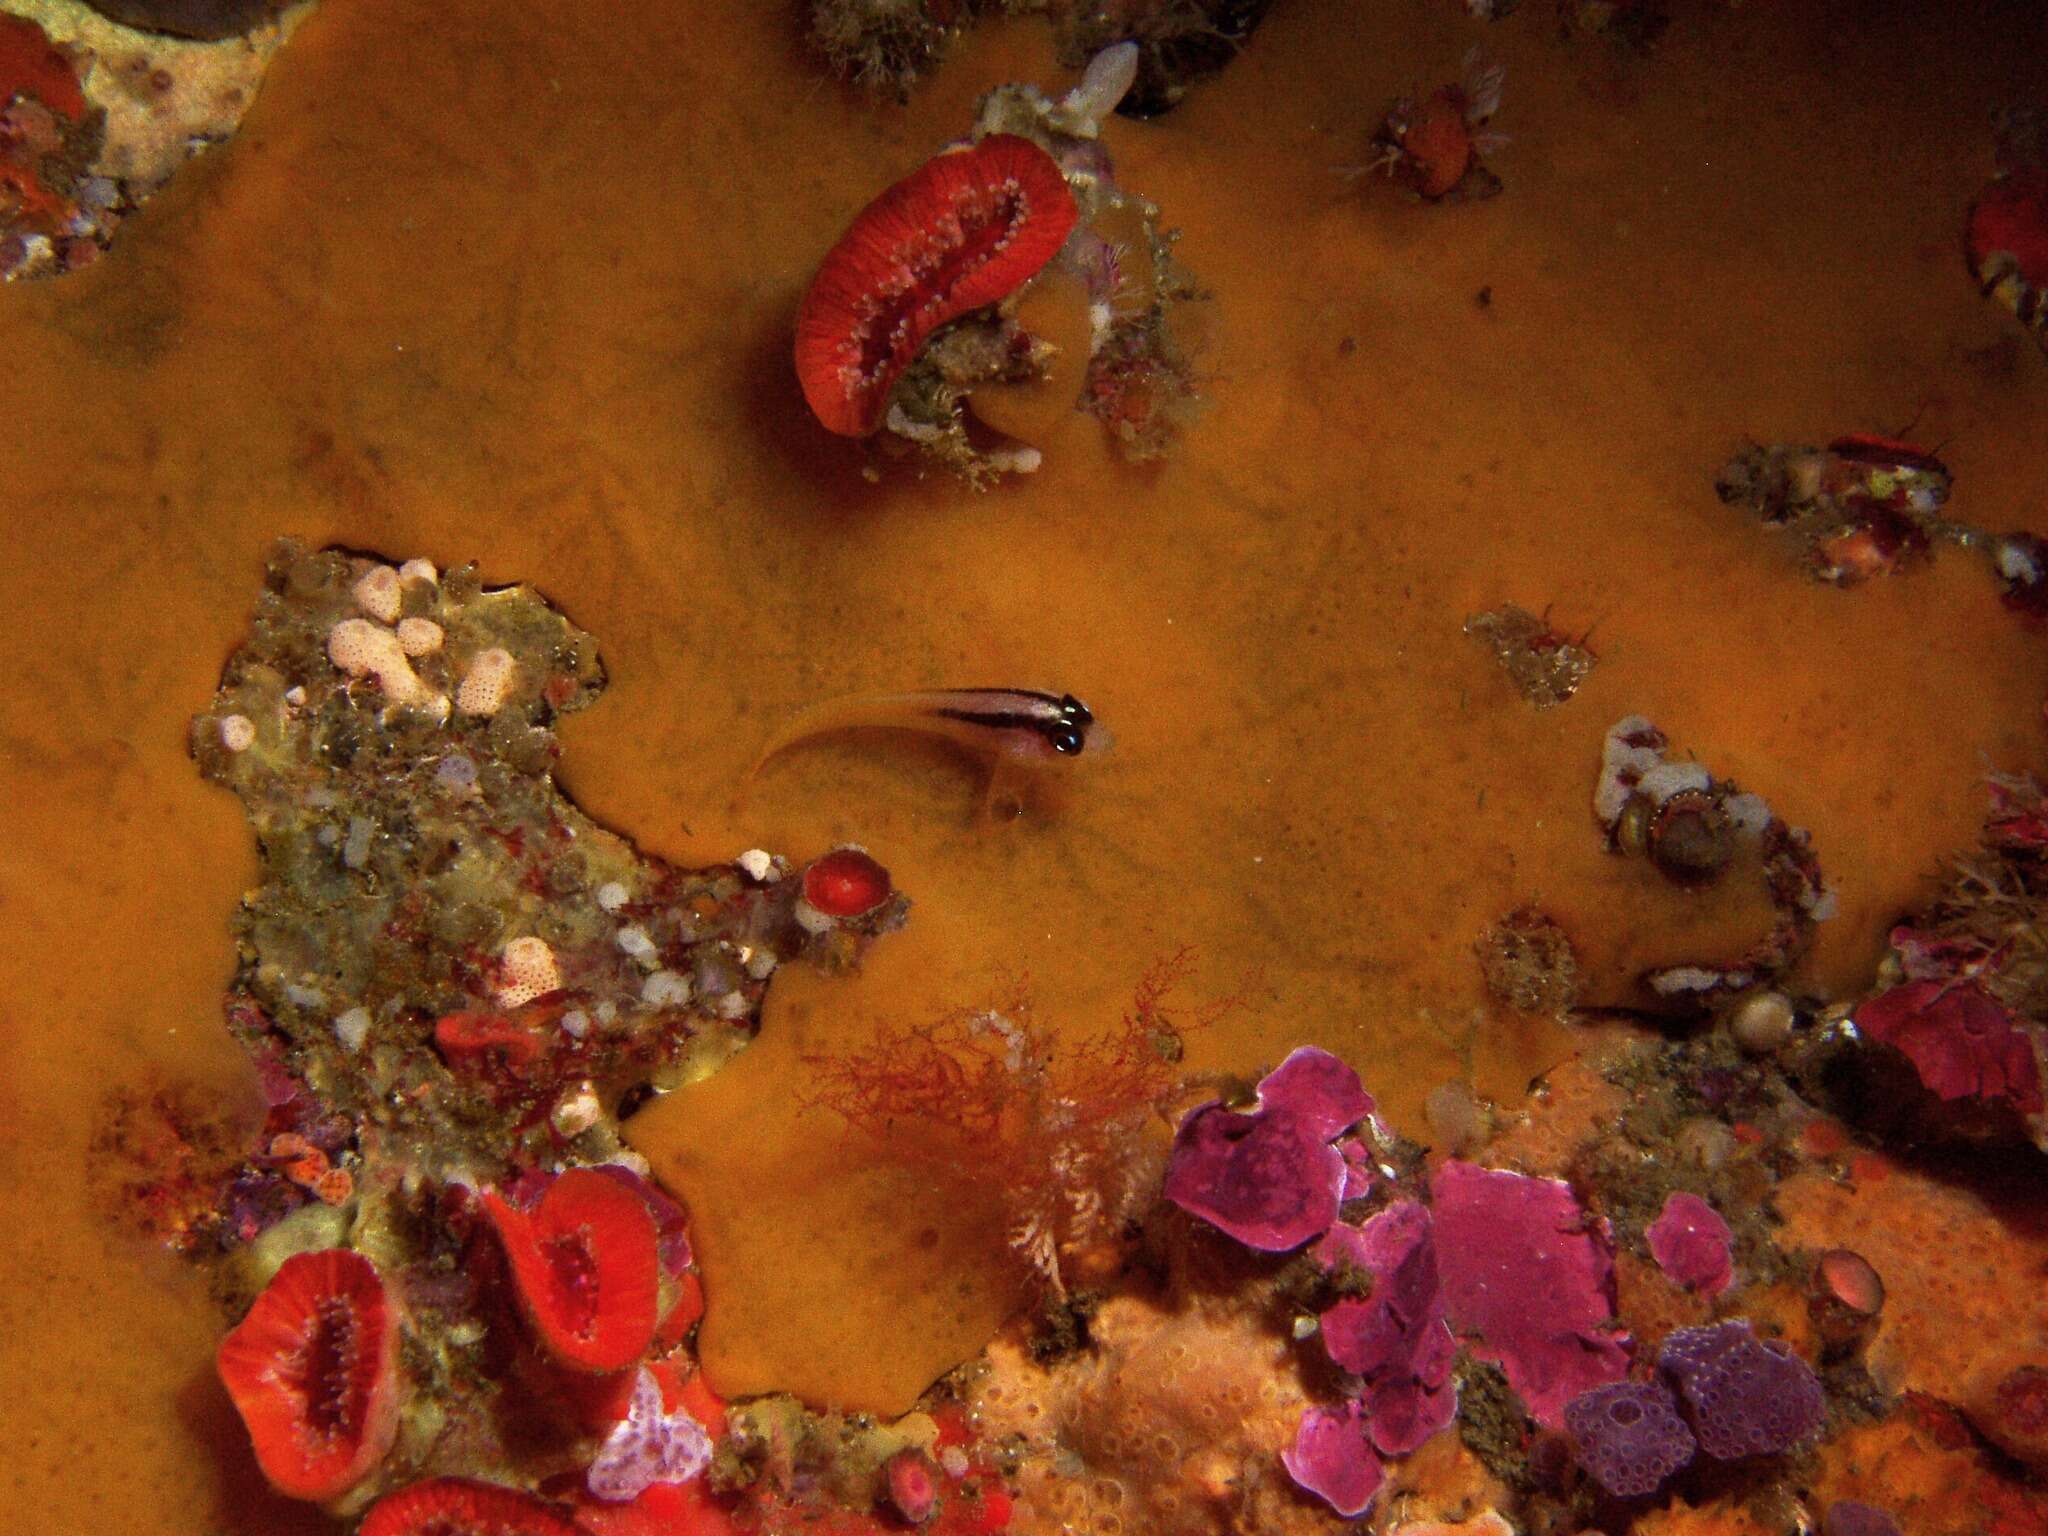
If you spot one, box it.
[1163,1046,1376,1250]
[1564,1379,1697,1499]
[1658,1320,1827,1460]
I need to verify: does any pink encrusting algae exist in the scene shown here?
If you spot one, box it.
[1430,1160,1630,1428]
[1646,1191,1735,1296]
[1162,1045,1376,1251]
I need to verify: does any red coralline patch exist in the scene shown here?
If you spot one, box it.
[1853,979,2045,1113]
[215,1248,400,1501]
[802,846,893,918]
[795,134,1079,436]
[484,1167,660,1372]
[360,1477,584,1536]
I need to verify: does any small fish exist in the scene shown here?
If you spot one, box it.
[753,688,1103,776]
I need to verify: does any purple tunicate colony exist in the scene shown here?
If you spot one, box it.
[1564,1379,1697,1499]
[1659,1319,1826,1460]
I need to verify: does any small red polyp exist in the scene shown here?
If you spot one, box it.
[484,1167,659,1372]
[802,846,893,917]
[795,134,1079,436]
[215,1248,400,1502]
[360,1477,584,1536]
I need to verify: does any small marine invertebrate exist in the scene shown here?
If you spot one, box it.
[796,134,1079,437]
[1363,49,1506,201]
[1464,605,1595,709]
[1164,1045,1376,1251]
[1966,108,2048,352]
[215,1248,400,1501]
[1852,979,2044,1113]
[1645,1191,1733,1296]
[360,1478,583,1536]
[483,1167,661,1372]
[799,846,893,923]
[457,646,520,716]
[1283,1401,1383,1517]
[496,936,563,1009]
[805,0,959,101]
[1431,1160,1630,1428]
[1657,1319,1826,1460]
[327,617,435,705]
[1564,1378,1696,1499]
[585,1366,713,1502]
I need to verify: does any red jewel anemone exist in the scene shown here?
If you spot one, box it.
[215,1248,400,1502]
[802,846,894,918]
[795,134,1079,437]
[483,1167,660,1372]
[360,1477,584,1536]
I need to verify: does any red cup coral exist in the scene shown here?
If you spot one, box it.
[483,1167,661,1373]
[360,1477,584,1535]
[215,1247,400,1501]
[794,134,1079,436]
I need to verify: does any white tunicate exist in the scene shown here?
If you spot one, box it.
[456,647,519,717]
[1063,41,1140,130]
[643,970,692,1008]
[735,849,776,882]
[219,714,257,752]
[333,1007,371,1052]
[396,617,444,656]
[939,1447,970,1479]
[561,1008,590,1039]
[551,1083,603,1138]
[616,925,657,960]
[399,557,439,585]
[744,947,779,981]
[1723,792,1772,835]
[497,936,561,1007]
[352,565,404,624]
[714,991,751,1020]
[284,983,326,1009]
[328,618,430,703]
[1997,540,2042,585]
[596,881,631,912]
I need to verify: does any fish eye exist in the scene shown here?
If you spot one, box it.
[1059,694,1093,726]
[1051,726,1085,755]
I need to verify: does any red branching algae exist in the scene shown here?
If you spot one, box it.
[805,952,1217,1292]
[215,1248,400,1501]
[1645,1191,1734,1296]
[795,134,1079,436]
[1431,1160,1630,1428]
[1163,1046,1374,1251]
[360,1477,584,1536]
[1853,979,2045,1113]
[1282,1401,1383,1518]
[484,1167,661,1372]
[802,846,893,918]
